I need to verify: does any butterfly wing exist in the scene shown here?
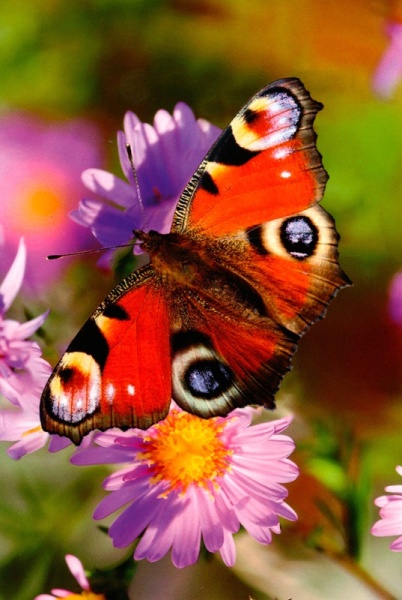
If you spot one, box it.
[166,78,350,417]
[173,78,327,235]
[172,78,350,335]
[40,265,172,444]
[169,292,298,419]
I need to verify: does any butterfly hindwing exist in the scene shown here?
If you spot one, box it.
[40,266,172,444]
[169,298,298,419]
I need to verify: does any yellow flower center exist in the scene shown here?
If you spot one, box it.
[29,185,61,215]
[24,183,65,228]
[138,410,233,494]
[13,174,67,231]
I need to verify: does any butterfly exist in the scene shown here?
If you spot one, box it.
[40,78,351,444]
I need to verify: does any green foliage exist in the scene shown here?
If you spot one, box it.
[89,554,138,600]
[0,450,109,599]
[302,421,372,561]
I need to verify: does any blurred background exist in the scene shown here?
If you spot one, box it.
[1,0,402,598]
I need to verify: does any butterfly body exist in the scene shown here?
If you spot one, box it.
[41,78,350,444]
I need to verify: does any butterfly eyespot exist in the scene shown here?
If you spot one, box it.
[280,216,318,259]
[47,352,102,424]
[58,366,74,383]
[231,89,301,153]
[171,330,239,417]
[249,205,335,265]
[244,107,259,124]
[185,359,233,398]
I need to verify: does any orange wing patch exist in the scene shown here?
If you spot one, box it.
[99,284,171,426]
[189,142,319,235]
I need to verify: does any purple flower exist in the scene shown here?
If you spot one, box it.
[72,407,298,568]
[71,103,221,262]
[373,22,402,99]
[0,112,103,289]
[35,554,103,600]
[0,239,69,458]
[372,465,402,550]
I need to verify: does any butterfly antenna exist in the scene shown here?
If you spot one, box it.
[126,143,148,232]
[47,241,140,260]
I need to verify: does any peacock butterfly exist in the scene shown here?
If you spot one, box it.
[40,78,351,444]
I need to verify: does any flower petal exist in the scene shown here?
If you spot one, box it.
[108,484,163,546]
[171,488,202,568]
[65,554,90,591]
[12,311,49,340]
[93,483,144,520]
[81,169,135,209]
[0,238,26,312]
[7,430,48,459]
[219,528,236,567]
[390,536,402,551]
[48,435,72,452]
[135,497,184,562]
[197,487,224,552]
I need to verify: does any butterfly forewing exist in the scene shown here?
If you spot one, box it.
[173,78,328,235]
[40,266,172,443]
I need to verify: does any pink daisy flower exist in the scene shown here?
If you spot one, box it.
[72,407,298,568]
[71,103,221,263]
[0,238,48,402]
[0,113,103,289]
[0,354,72,459]
[0,238,70,457]
[373,22,402,99]
[372,465,402,550]
[35,554,104,600]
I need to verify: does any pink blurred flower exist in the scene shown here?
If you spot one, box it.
[389,271,402,326]
[35,554,104,600]
[373,22,402,98]
[0,238,70,458]
[71,103,221,263]
[0,112,103,289]
[372,465,402,550]
[72,407,298,568]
